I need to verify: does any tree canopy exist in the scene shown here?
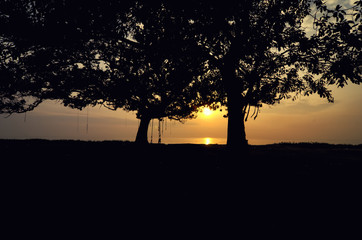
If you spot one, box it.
[90,2,216,143]
[0,0,131,114]
[167,0,361,147]
[0,0,217,143]
[1,0,361,147]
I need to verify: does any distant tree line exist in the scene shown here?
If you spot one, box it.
[1,0,361,147]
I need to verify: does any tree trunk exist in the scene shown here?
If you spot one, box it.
[135,117,151,144]
[226,94,248,148]
[221,56,249,149]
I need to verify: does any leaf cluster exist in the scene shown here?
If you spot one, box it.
[1,0,361,121]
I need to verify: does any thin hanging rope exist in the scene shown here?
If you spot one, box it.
[245,105,251,122]
[253,106,260,120]
[158,119,161,144]
[251,106,257,119]
[77,110,80,133]
[169,119,171,136]
[151,119,154,143]
[86,107,89,134]
[162,118,164,135]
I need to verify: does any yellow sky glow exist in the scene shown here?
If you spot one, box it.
[0,84,361,145]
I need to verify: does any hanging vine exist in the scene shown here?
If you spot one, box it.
[158,118,162,144]
[151,119,154,143]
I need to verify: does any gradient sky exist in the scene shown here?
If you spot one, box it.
[1,0,361,145]
[1,84,361,145]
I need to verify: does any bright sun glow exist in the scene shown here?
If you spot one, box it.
[204,138,211,145]
[203,107,212,116]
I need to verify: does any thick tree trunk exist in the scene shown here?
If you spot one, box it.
[221,55,249,149]
[135,117,151,144]
[226,95,248,148]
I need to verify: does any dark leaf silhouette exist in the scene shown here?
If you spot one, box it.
[0,0,361,147]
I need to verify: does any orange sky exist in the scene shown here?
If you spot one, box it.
[1,84,361,145]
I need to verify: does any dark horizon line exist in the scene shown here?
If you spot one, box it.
[1,138,361,147]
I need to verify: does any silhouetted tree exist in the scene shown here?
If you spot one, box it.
[172,0,361,147]
[92,2,215,144]
[0,1,216,143]
[1,1,360,147]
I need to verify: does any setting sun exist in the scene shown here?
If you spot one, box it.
[204,138,211,145]
[203,107,212,116]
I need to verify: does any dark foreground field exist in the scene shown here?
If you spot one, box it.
[2,139,362,238]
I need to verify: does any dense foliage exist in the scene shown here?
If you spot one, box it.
[1,0,361,146]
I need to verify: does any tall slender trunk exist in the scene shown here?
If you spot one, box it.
[135,117,151,144]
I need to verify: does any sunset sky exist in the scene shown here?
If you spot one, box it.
[1,0,361,145]
[1,84,361,145]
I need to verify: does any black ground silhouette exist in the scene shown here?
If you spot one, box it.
[2,140,362,237]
